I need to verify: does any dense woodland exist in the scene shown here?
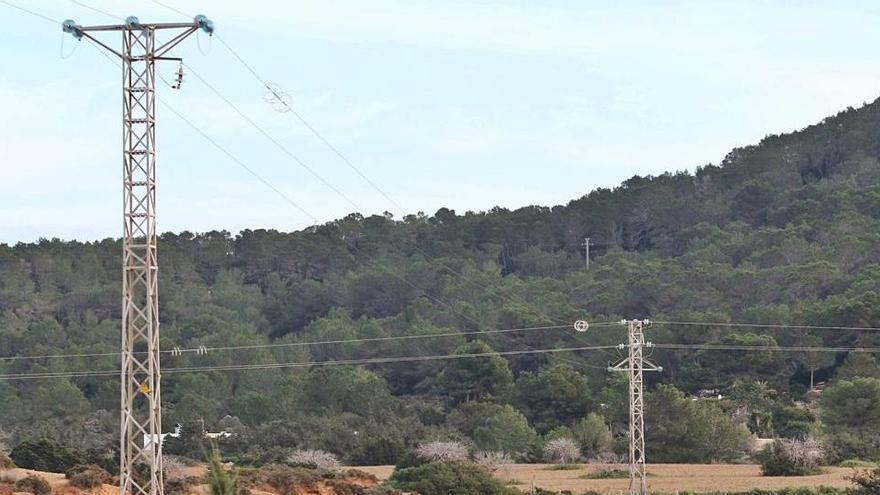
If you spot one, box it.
[3,98,880,466]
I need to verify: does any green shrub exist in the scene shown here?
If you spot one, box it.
[756,440,823,476]
[84,446,118,474]
[15,475,51,495]
[773,406,816,440]
[206,441,238,495]
[389,461,518,495]
[581,469,628,479]
[66,464,111,489]
[11,439,83,473]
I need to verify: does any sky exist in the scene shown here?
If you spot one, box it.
[2,0,880,243]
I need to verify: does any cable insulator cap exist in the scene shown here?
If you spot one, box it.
[194,14,215,35]
[62,19,82,39]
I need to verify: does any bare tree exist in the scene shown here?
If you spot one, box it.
[473,451,513,472]
[543,438,581,465]
[783,438,825,470]
[287,450,341,471]
[414,442,468,463]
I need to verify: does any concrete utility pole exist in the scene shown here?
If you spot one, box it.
[609,319,662,495]
[63,14,214,495]
[582,237,591,268]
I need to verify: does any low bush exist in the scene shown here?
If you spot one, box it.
[0,451,13,469]
[389,461,518,495]
[15,475,51,495]
[164,476,202,495]
[66,464,111,489]
[11,439,83,473]
[848,466,880,495]
[240,465,322,495]
[581,469,629,479]
[757,439,824,476]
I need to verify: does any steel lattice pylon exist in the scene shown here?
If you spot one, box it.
[610,319,662,495]
[120,26,162,495]
[63,15,214,495]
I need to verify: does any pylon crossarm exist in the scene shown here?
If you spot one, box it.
[79,32,123,58]
[78,22,198,32]
[155,27,199,58]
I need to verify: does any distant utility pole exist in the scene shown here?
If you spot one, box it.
[582,237,592,268]
[609,319,662,495]
[63,14,214,495]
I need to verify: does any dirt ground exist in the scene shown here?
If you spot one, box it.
[354,463,859,493]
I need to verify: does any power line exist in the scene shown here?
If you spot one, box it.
[654,320,880,332]
[150,0,189,18]
[0,0,59,23]
[654,343,880,353]
[181,62,365,215]
[69,0,123,21]
[0,322,608,362]
[158,97,320,225]
[6,341,880,382]
[0,344,619,381]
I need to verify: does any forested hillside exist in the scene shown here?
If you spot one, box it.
[3,99,880,465]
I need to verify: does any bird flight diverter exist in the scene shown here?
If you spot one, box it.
[574,320,589,332]
[62,19,82,39]
[194,15,215,35]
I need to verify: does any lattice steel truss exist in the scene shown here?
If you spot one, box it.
[121,26,162,495]
[64,15,212,495]
[610,319,662,495]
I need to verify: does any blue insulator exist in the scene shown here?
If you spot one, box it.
[125,16,140,29]
[62,19,82,39]
[194,14,214,35]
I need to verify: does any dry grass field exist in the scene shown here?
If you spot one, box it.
[355,463,858,493]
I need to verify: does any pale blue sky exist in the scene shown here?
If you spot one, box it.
[2,0,880,243]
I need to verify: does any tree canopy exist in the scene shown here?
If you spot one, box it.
[4,98,880,463]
